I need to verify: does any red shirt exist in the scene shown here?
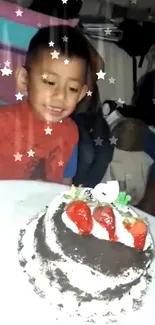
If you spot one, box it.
[0,102,78,181]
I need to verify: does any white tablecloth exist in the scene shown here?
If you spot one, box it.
[0,180,154,325]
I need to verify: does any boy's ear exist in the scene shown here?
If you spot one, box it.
[15,66,28,94]
[78,84,88,102]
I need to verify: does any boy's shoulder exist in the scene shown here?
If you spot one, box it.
[63,116,78,131]
[58,116,79,142]
[0,103,21,126]
[0,102,22,110]
[0,102,23,117]
[0,103,79,145]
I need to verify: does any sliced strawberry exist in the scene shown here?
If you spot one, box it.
[65,200,93,235]
[124,219,147,250]
[93,206,116,241]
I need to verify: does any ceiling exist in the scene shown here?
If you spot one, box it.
[81,0,155,12]
[107,0,155,9]
[80,0,155,24]
[3,0,155,21]
[4,0,155,10]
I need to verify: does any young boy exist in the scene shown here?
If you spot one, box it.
[0,25,90,184]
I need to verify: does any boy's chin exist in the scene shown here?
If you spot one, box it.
[35,111,61,124]
[43,114,62,124]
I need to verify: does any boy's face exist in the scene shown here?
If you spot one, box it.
[18,51,88,123]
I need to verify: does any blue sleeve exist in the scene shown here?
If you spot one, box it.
[149,162,155,181]
[144,129,155,161]
[63,145,78,178]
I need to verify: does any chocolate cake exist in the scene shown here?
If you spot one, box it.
[18,182,154,325]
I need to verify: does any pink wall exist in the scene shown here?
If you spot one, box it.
[0,1,78,28]
[0,48,26,103]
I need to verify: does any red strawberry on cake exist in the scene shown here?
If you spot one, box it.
[123,219,147,251]
[93,206,116,241]
[62,183,150,252]
[65,200,93,235]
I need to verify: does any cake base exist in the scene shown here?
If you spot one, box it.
[18,201,154,324]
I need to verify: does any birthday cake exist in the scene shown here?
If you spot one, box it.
[18,181,154,325]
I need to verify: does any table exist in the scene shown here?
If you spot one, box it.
[0,180,154,325]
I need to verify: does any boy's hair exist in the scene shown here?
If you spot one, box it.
[25,25,91,78]
[29,0,83,19]
[112,118,148,151]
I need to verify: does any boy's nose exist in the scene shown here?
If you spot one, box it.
[53,86,66,100]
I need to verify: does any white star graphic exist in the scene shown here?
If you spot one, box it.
[4,60,11,67]
[109,136,118,145]
[37,23,42,27]
[42,73,48,80]
[0,66,13,76]
[15,9,23,17]
[44,126,53,135]
[94,136,104,146]
[59,120,63,123]
[15,92,24,101]
[64,59,69,65]
[87,90,93,96]
[49,41,54,47]
[117,98,125,107]
[62,36,68,42]
[62,0,68,4]
[58,160,64,167]
[50,50,60,59]
[27,149,35,157]
[130,0,137,3]
[13,152,23,161]
[96,70,106,80]
[109,77,116,84]
[104,28,112,36]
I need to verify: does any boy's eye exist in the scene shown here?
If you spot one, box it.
[48,81,55,85]
[43,79,55,85]
[70,87,78,92]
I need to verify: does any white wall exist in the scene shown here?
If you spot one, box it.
[89,38,147,105]
[90,39,133,104]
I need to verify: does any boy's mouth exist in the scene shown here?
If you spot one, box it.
[45,105,63,116]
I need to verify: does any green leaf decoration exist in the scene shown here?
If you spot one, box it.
[64,186,131,210]
[75,187,83,198]
[70,185,77,198]
[64,186,86,201]
[113,191,131,208]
